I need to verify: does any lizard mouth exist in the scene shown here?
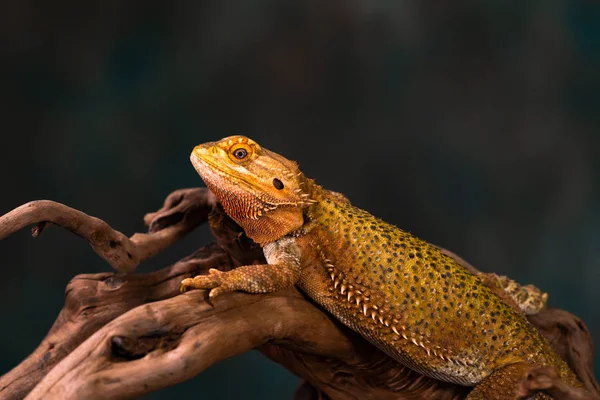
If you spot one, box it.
[190,150,287,221]
[189,147,310,209]
[190,151,225,177]
[190,151,259,194]
[189,151,284,210]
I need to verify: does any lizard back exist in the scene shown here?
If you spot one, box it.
[296,191,576,386]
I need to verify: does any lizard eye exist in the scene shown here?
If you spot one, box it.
[233,148,248,159]
[228,143,253,163]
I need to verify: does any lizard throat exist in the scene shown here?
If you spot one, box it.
[210,180,305,244]
[193,159,306,245]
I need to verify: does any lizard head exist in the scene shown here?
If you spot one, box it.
[190,135,315,244]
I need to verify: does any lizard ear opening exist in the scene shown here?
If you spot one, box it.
[272,178,284,190]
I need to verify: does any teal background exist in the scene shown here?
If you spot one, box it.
[0,1,599,398]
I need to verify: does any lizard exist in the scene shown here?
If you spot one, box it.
[179,135,583,399]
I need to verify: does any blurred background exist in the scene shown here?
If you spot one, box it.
[0,1,599,398]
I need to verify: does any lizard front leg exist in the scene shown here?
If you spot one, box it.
[180,237,302,302]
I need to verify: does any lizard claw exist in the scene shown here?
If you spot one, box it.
[180,273,221,293]
[206,286,227,306]
[180,270,229,306]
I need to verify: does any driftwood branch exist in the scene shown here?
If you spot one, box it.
[0,189,215,272]
[0,189,598,399]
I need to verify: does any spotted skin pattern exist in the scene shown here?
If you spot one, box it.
[294,197,578,398]
[180,136,582,399]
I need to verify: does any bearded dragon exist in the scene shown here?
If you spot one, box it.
[180,135,582,399]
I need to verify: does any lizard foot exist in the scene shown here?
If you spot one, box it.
[516,366,595,400]
[180,268,228,305]
[181,259,301,305]
[516,366,558,399]
[485,273,549,315]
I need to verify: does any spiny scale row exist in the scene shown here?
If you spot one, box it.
[320,249,475,368]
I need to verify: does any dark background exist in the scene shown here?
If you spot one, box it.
[1,1,599,399]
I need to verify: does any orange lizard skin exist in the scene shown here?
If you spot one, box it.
[180,135,582,399]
